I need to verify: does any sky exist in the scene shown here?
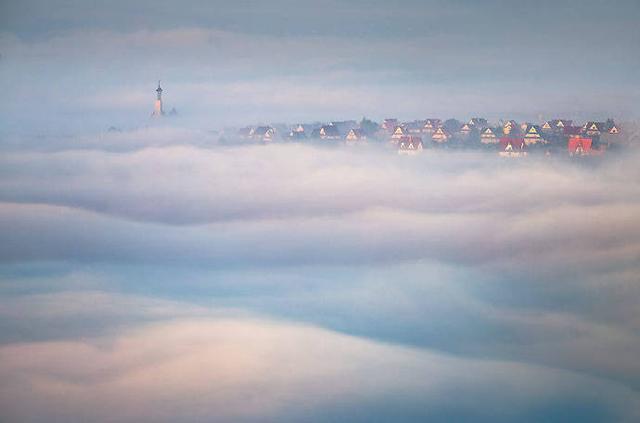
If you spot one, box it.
[1,1,640,422]
[1,0,639,133]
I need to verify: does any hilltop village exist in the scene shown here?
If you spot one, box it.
[228,117,623,157]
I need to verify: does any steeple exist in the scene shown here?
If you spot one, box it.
[152,80,164,117]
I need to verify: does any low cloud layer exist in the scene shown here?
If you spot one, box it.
[0,132,639,421]
[2,314,639,422]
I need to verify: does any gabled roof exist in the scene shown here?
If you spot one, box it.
[468,118,488,127]
[502,120,520,134]
[432,127,451,141]
[423,119,441,128]
[568,136,593,154]
[545,119,573,129]
[524,125,543,136]
[382,118,399,130]
[398,136,423,150]
[460,123,473,133]
[480,127,497,137]
[319,125,340,137]
[500,137,526,150]
[253,126,274,136]
[584,121,606,132]
[346,128,365,139]
[393,126,407,135]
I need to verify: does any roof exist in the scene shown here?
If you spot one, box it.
[391,126,408,138]
[382,119,399,130]
[468,118,488,127]
[524,124,543,136]
[545,119,573,129]
[480,127,497,136]
[563,126,582,135]
[398,136,423,149]
[460,123,474,133]
[500,137,526,150]
[314,124,340,137]
[423,119,441,128]
[585,121,606,132]
[253,126,274,136]
[346,128,365,138]
[432,127,451,140]
[568,136,593,153]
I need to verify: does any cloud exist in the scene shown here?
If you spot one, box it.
[0,316,638,422]
[1,135,640,420]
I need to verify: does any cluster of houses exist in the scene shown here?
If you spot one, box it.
[232,117,621,157]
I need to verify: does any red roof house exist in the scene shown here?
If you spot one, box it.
[499,137,527,157]
[567,136,593,156]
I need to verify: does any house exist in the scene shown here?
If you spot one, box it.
[608,124,620,135]
[584,121,606,136]
[345,128,367,144]
[499,137,527,157]
[520,122,533,133]
[459,123,474,136]
[406,121,426,134]
[431,127,451,143]
[523,125,545,145]
[502,120,519,135]
[480,127,499,144]
[331,120,358,136]
[398,136,423,155]
[543,119,573,133]
[563,126,583,136]
[311,124,341,140]
[422,119,441,134]
[567,136,593,156]
[468,118,488,128]
[251,126,276,142]
[603,119,620,135]
[382,119,399,133]
[391,125,408,140]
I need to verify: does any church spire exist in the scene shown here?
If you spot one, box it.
[152,80,164,117]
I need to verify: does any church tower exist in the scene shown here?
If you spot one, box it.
[152,81,164,116]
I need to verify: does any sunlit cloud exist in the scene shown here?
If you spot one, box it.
[1,315,638,422]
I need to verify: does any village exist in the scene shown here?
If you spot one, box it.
[228,117,624,157]
[151,82,624,157]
